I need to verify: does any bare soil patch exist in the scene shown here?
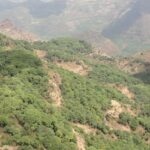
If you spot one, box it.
[105,119,131,132]
[73,129,86,150]
[34,50,47,59]
[73,123,97,135]
[105,100,137,132]
[107,100,136,119]
[115,84,135,99]
[0,146,18,150]
[107,100,123,119]
[112,84,135,100]
[48,72,62,107]
[55,61,90,76]
[34,49,62,107]
[135,125,145,134]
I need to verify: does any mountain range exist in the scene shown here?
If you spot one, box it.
[0,0,150,55]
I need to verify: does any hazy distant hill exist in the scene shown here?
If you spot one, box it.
[0,19,38,41]
[0,0,150,55]
[0,0,131,38]
[103,0,150,55]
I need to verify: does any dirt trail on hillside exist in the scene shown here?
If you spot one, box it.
[55,61,90,76]
[48,72,62,107]
[34,50,62,107]
[73,123,97,135]
[73,129,86,150]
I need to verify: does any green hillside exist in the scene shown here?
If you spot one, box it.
[0,34,150,150]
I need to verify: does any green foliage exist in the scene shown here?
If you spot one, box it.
[34,37,92,53]
[0,34,15,47]
[118,113,131,125]
[0,50,76,149]
[139,117,150,132]
[0,33,33,51]
[85,133,149,150]
[118,113,139,130]
[0,35,150,149]
[33,37,92,62]
[0,50,41,76]
[88,64,140,85]
[0,115,9,127]
[60,70,109,127]
[52,66,130,130]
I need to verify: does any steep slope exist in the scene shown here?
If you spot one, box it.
[0,37,77,150]
[0,35,150,149]
[34,37,150,149]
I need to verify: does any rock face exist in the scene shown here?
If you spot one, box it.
[0,19,38,41]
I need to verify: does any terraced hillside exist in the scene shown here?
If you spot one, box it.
[0,34,150,149]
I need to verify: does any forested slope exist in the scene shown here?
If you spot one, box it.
[0,34,150,150]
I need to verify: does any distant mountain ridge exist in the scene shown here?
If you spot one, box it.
[102,0,150,55]
[0,0,132,38]
[0,19,39,41]
[0,0,150,55]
